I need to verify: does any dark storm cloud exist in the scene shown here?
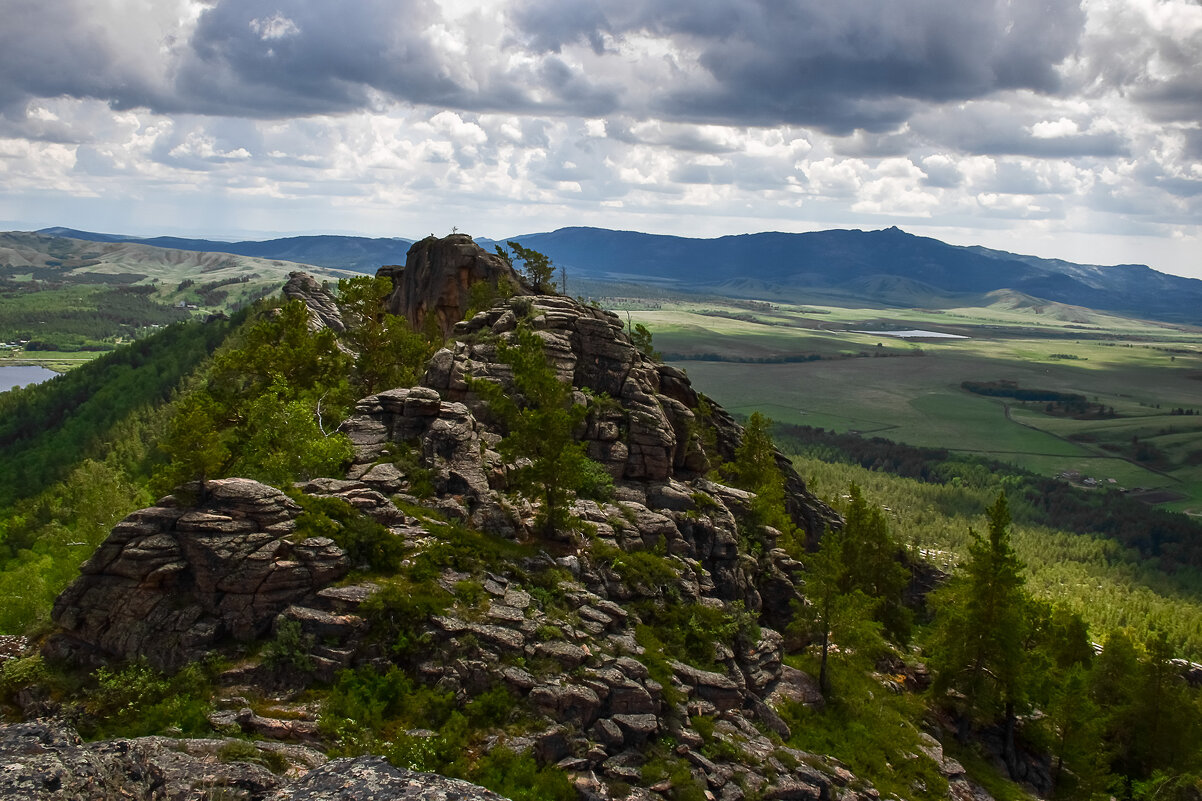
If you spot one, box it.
[166,0,460,117]
[0,0,571,120]
[2,0,1087,132]
[0,0,155,112]
[513,0,1087,133]
[1080,3,1202,126]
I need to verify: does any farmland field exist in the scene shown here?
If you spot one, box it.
[616,295,1202,513]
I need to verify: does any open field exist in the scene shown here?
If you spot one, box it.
[622,295,1202,513]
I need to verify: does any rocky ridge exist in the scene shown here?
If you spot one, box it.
[19,235,978,801]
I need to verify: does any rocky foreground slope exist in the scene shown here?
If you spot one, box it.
[2,235,976,800]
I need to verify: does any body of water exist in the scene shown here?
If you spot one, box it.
[0,365,59,392]
[854,329,969,339]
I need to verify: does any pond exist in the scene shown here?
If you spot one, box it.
[0,365,60,392]
[854,329,969,339]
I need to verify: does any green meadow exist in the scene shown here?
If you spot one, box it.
[621,296,1202,514]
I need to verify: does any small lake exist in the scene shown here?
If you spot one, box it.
[854,329,969,339]
[0,365,60,393]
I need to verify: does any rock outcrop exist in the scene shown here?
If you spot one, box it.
[342,287,834,623]
[48,479,347,671]
[379,234,527,339]
[0,721,506,801]
[283,272,345,333]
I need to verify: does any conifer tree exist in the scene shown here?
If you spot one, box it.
[154,299,355,498]
[799,521,882,695]
[472,323,608,535]
[929,493,1030,761]
[497,241,557,293]
[839,484,912,643]
[724,411,795,545]
[337,275,435,395]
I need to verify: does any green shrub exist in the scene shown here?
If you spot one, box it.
[403,514,534,582]
[0,655,48,699]
[468,746,576,801]
[575,457,615,502]
[452,579,487,608]
[360,580,452,659]
[633,624,685,708]
[690,714,715,742]
[290,492,405,573]
[633,600,751,671]
[82,660,213,738]
[465,685,517,728]
[321,665,455,741]
[260,618,314,675]
[592,541,679,592]
[535,624,565,641]
[217,740,290,774]
[383,442,436,499]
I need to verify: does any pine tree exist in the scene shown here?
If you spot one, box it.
[929,492,1030,762]
[499,241,557,293]
[724,411,795,546]
[798,521,882,695]
[153,390,229,500]
[472,323,607,536]
[839,484,912,643]
[337,275,435,395]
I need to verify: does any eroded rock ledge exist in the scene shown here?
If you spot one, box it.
[48,478,347,671]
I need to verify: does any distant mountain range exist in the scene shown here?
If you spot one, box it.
[36,227,415,273]
[499,227,1202,324]
[34,225,1202,324]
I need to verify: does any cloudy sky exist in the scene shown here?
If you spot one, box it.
[2,0,1201,278]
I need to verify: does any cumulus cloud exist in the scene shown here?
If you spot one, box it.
[1078,0,1202,124]
[0,0,1201,277]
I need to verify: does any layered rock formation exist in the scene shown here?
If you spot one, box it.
[283,272,345,334]
[37,235,923,801]
[49,479,347,671]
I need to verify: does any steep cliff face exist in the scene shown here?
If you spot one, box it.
[37,235,894,801]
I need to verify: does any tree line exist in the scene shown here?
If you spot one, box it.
[773,423,1202,571]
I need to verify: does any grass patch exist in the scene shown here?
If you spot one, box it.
[777,653,947,801]
[217,740,290,775]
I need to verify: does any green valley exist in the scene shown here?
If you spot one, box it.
[616,295,1202,514]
